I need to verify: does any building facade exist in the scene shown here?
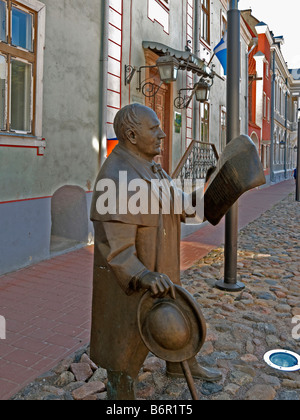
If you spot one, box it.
[271,36,299,182]
[242,11,272,178]
[0,0,252,275]
[242,9,300,184]
[0,0,101,275]
[105,0,251,170]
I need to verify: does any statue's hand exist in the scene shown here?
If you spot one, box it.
[138,272,176,299]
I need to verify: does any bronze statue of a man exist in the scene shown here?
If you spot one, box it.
[90,103,221,400]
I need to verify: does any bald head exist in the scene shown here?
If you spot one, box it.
[113,104,166,162]
[114,104,157,143]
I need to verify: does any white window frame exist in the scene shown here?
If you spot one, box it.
[200,0,210,45]
[265,61,269,79]
[148,0,170,34]
[0,0,46,155]
[263,92,267,119]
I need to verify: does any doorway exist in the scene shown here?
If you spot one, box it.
[144,50,172,174]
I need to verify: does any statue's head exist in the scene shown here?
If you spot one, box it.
[114,104,166,161]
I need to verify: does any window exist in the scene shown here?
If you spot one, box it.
[201,102,209,142]
[220,106,226,152]
[265,61,269,79]
[148,0,169,33]
[267,97,270,122]
[263,92,267,119]
[221,12,227,38]
[200,0,210,44]
[0,0,45,141]
[279,87,282,114]
[294,101,298,123]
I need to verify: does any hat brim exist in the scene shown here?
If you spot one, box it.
[137,285,207,362]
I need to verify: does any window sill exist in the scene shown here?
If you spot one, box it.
[0,133,46,156]
[199,39,211,52]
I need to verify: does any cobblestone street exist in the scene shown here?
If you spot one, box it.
[11,190,300,401]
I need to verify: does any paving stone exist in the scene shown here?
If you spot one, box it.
[245,385,276,400]
[80,354,98,371]
[201,382,223,396]
[55,371,75,387]
[143,357,165,373]
[72,382,106,401]
[277,390,300,401]
[89,367,107,383]
[70,363,93,382]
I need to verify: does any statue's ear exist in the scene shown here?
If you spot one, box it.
[126,129,137,145]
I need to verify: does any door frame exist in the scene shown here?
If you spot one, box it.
[144,49,173,174]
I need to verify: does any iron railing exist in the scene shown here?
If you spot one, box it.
[172,141,219,184]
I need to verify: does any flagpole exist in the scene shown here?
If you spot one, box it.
[207,52,215,67]
[216,0,245,292]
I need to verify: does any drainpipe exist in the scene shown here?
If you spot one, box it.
[245,39,258,134]
[296,116,300,202]
[270,49,276,182]
[193,0,200,141]
[284,80,288,178]
[99,0,109,167]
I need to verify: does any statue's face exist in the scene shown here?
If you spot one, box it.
[131,107,166,161]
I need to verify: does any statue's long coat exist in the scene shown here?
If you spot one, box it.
[90,143,183,377]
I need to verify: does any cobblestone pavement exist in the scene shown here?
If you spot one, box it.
[12,193,300,400]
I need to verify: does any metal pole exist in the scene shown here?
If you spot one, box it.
[193,0,200,141]
[284,84,288,179]
[99,0,109,167]
[216,0,245,291]
[296,119,300,202]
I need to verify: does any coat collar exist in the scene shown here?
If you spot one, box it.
[114,143,165,183]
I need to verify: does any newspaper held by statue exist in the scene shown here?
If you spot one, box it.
[204,134,266,226]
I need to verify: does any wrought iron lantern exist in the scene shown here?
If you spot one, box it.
[195,79,211,103]
[279,140,286,150]
[156,52,180,84]
[174,76,214,109]
[125,52,180,98]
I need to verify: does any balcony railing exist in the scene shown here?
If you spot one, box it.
[172,140,219,184]
[290,121,298,132]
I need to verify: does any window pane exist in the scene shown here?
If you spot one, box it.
[11,59,32,132]
[201,11,208,41]
[0,0,6,42]
[12,7,32,51]
[0,54,6,130]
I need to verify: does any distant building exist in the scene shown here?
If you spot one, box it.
[271,36,299,182]
[242,9,300,183]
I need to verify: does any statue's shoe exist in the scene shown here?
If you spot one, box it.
[166,362,222,382]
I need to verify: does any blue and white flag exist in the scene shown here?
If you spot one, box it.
[214,32,227,75]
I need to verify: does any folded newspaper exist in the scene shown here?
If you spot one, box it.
[204,134,266,226]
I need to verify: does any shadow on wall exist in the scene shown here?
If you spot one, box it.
[50,185,89,255]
